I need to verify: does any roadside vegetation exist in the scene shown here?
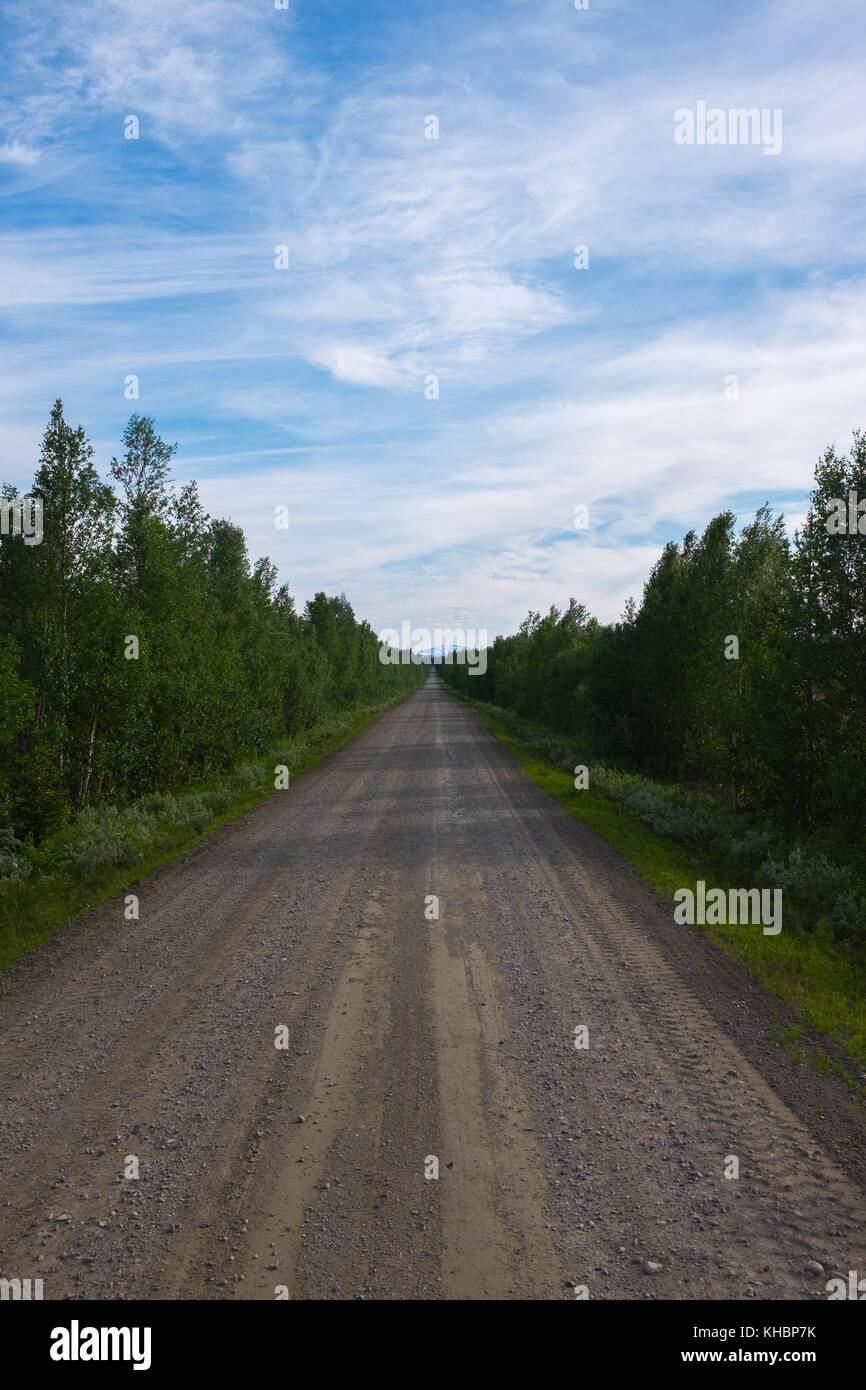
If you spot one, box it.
[0,402,423,964]
[440,433,866,1064]
[450,694,866,1070]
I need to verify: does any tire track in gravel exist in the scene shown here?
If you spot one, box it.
[0,696,432,1297]
[446,700,866,1297]
[425,689,560,1299]
[236,688,559,1300]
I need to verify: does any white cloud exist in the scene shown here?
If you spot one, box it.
[0,141,40,165]
[2,0,865,639]
[309,343,410,389]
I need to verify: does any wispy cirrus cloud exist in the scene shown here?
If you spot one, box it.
[1,0,864,635]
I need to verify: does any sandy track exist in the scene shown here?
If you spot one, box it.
[0,673,864,1300]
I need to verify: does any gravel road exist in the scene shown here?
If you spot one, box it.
[1,672,864,1300]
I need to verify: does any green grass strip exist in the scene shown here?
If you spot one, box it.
[455,691,866,1068]
[0,691,416,975]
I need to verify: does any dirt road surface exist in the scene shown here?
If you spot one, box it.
[1,673,864,1300]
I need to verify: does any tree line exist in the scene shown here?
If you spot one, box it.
[0,401,421,844]
[441,433,866,849]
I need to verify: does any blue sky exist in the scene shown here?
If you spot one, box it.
[2,0,865,637]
